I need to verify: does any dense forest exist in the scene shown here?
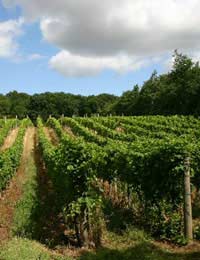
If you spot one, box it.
[1,51,200,120]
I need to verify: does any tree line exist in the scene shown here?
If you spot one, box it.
[1,51,200,120]
[0,92,118,120]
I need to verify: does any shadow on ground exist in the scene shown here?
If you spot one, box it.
[103,198,137,234]
[79,241,200,260]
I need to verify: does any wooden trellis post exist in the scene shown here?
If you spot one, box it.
[16,115,18,127]
[184,157,193,241]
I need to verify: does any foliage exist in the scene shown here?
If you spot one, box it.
[114,51,200,115]
[52,115,200,244]
[37,117,104,247]
[0,118,32,191]
[0,119,18,147]
[1,115,199,247]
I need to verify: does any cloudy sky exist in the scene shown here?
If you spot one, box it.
[0,0,200,95]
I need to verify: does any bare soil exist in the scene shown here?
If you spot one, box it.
[0,127,35,244]
[0,128,19,151]
[115,127,124,133]
[43,127,59,145]
[153,240,200,254]
[63,126,76,137]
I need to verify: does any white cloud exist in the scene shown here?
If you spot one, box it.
[0,18,23,58]
[49,51,149,77]
[0,17,45,62]
[3,0,200,76]
[38,1,200,57]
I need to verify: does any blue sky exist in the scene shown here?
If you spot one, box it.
[0,0,198,96]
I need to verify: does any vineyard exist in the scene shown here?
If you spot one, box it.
[1,116,200,259]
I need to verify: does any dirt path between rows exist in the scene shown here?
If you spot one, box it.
[63,126,75,137]
[0,127,36,244]
[43,127,59,145]
[0,128,19,151]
